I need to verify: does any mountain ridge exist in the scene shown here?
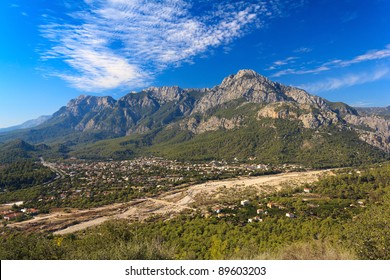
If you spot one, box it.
[0,115,51,133]
[0,69,389,165]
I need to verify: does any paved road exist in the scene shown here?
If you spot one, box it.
[40,157,67,180]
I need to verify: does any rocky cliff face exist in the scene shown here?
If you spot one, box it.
[194,70,288,113]
[181,116,244,134]
[61,95,116,117]
[49,86,201,135]
[143,86,183,104]
[257,102,340,129]
[344,114,390,152]
[192,70,341,129]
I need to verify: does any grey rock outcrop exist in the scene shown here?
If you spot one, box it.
[257,101,339,129]
[143,86,183,104]
[344,114,390,152]
[194,70,288,113]
[181,116,244,134]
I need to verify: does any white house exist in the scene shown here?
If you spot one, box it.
[241,200,250,206]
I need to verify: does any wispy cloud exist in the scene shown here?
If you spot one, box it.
[40,0,289,92]
[271,66,330,77]
[267,56,298,70]
[350,101,373,107]
[337,45,390,67]
[341,11,358,23]
[299,67,390,92]
[293,47,312,53]
[272,44,390,77]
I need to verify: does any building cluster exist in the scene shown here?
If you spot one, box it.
[202,184,324,223]
[1,207,38,221]
[33,157,272,204]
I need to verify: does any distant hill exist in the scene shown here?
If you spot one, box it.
[0,139,50,163]
[0,70,388,167]
[0,115,51,133]
[356,106,390,117]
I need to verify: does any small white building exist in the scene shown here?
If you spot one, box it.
[241,200,250,206]
[357,200,365,205]
[253,216,263,222]
[256,209,264,214]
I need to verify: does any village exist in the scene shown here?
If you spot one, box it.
[0,156,321,230]
[0,157,275,219]
[1,155,366,231]
[7,157,279,209]
[0,160,368,236]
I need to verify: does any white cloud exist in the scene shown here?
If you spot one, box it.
[274,56,297,66]
[56,49,147,91]
[271,65,329,77]
[40,0,286,92]
[299,68,390,93]
[272,44,390,77]
[338,45,390,67]
[266,56,298,71]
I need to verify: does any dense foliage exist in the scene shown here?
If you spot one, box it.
[0,160,55,191]
[148,120,386,167]
[59,117,388,168]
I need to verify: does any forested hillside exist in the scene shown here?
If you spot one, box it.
[0,160,55,191]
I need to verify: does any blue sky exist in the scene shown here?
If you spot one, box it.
[1,0,390,128]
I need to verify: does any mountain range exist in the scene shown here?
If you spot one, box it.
[0,69,389,167]
[0,115,51,133]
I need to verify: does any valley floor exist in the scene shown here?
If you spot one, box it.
[6,169,331,235]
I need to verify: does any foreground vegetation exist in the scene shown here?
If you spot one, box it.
[1,162,389,260]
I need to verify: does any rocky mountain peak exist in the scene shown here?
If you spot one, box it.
[220,69,269,88]
[144,86,183,103]
[69,95,115,107]
[236,69,261,78]
[63,95,116,117]
[194,70,286,113]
